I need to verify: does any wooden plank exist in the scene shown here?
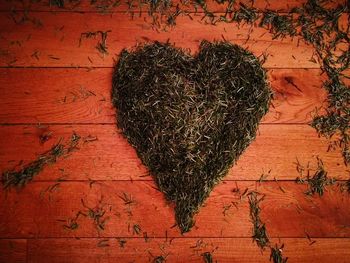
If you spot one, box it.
[258,182,350,238]
[0,0,345,12]
[0,124,347,181]
[0,181,349,238]
[0,68,328,124]
[26,237,350,263]
[0,239,27,263]
[0,11,326,68]
[0,68,115,124]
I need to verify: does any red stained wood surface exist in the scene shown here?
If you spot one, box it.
[1,0,350,262]
[1,0,343,12]
[26,237,350,263]
[0,239,27,263]
[0,0,334,12]
[1,181,349,239]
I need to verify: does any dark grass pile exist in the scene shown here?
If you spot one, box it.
[112,41,271,232]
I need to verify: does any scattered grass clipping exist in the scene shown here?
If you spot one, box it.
[248,191,269,249]
[248,191,288,263]
[201,251,213,263]
[270,244,288,263]
[295,158,336,196]
[2,132,82,189]
[112,41,272,232]
[79,30,111,57]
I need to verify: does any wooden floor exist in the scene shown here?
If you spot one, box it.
[0,1,350,262]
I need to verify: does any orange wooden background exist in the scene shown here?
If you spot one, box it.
[0,1,350,262]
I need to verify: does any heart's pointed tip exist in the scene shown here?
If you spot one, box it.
[178,219,195,234]
[174,201,197,233]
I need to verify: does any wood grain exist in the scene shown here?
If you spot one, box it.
[2,237,350,263]
[0,68,328,124]
[0,239,27,263]
[0,11,327,68]
[1,181,349,238]
[0,124,347,181]
[0,0,345,12]
[2,237,349,263]
[25,237,350,263]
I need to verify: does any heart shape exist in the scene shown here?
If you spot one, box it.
[112,41,271,233]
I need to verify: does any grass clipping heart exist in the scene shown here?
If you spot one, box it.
[112,41,272,233]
